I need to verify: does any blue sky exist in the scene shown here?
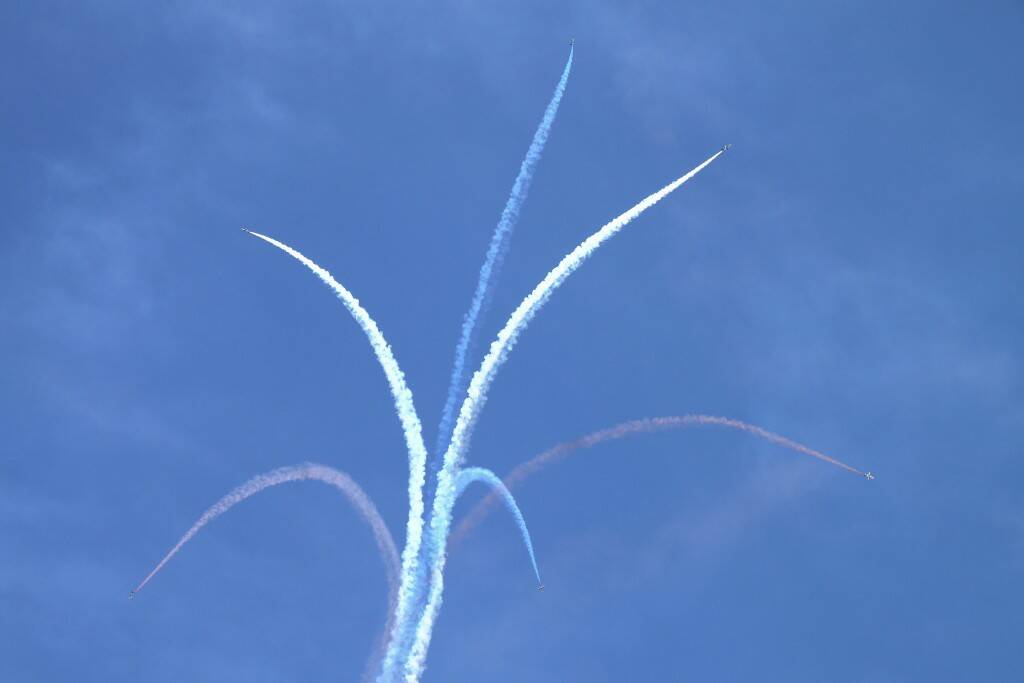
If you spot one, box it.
[2,2,1022,681]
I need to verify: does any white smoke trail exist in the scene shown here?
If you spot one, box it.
[454,466,542,586]
[404,148,728,679]
[131,463,399,599]
[242,230,428,676]
[433,47,574,469]
[385,466,544,680]
[449,414,865,546]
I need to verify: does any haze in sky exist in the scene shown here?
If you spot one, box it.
[2,2,1022,681]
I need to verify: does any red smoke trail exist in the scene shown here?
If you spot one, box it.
[131,463,399,682]
[449,415,865,547]
[131,463,399,601]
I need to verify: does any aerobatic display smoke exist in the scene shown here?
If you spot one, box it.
[389,47,573,674]
[131,463,398,600]
[449,415,865,546]
[135,48,871,683]
[404,148,728,680]
[241,229,431,676]
[455,467,542,586]
[433,47,573,473]
[132,463,400,682]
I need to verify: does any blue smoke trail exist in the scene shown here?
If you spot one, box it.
[454,467,542,586]
[379,48,573,681]
[432,47,573,473]
[404,148,729,680]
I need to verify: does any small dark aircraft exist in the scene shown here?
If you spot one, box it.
[537,584,545,591]
[721,143,733,152]
[864,472,875,481]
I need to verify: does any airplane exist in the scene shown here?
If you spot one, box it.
[721,143,732,152]
[864,471,875,481]
[537,584,545,591]
[570,38,575,46]
[128,590,136,600]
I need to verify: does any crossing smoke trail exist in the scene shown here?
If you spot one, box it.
[389,47,573,676]
[243,230,547,681]
[449,415,865,547]
[131,463,399,599]
[404,148,729,680]
[455,467,542,586]
[128,43,861,682]
[433,47,573,473]
[242,230,429,674]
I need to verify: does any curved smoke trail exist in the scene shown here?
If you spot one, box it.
[131,463,399,682]
[390,46,572,677]
[131,463,399,599]
[242,230,429,675]
[433,47,573,471]
[454,467,542,586]
[404,148,728,679]
[449,415,865,547]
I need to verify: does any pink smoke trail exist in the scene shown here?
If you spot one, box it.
[449,415,866,547]
[131,463,399,602]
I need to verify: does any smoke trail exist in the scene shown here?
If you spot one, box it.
[242,230,428,676]
[433,47,573,472]
[450,415,865,547]
[131,463,399,682]
[455,467,542,586]
[386,466,543,680]
[391,46,572,676]
[405,148,728,680]
[131,463,399,599]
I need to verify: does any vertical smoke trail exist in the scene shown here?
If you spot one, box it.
[449,415,865,547]
[433,47,574,472]
[405,148,728,679]
[131,463,399,600]
[390,46,572,677]
[242,230,428,677]
[455,467,542,586]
